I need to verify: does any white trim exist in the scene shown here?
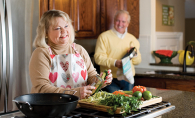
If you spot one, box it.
[135,32,184,70]
[155,32,183,50]
[150,0,156,62]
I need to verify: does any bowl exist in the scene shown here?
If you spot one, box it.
[153,51,178,64]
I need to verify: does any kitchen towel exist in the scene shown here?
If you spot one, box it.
[116,56,134,84]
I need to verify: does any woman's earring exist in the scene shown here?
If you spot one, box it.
[45,35,48,39]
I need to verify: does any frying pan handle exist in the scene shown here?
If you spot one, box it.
[12,100,33,110]
[63,90,77,95]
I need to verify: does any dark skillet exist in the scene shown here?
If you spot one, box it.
[13,90,79,118]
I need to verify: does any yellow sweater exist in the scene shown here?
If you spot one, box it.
[29,41,97,98]
[94,30,141,78]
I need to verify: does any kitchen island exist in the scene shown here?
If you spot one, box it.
[134,68,195,92]
[148,87,195,118]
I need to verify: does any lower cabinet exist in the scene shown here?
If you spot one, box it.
[135,76,195,92]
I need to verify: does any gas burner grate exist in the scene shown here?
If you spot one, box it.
[67,101,172,118]
[14,101,173,118]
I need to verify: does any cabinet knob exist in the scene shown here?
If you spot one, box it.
[75,31,78,33]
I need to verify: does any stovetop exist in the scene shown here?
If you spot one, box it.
[0,101,175,118]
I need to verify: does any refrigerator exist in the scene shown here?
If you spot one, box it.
[0,0,39,114]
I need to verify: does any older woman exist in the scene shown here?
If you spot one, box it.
[29,10,113,99]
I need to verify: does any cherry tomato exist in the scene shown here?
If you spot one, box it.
[132,85,147,93]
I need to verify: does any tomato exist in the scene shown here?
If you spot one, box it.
[132,85,147,93]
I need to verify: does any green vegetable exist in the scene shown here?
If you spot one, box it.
[101,70,108,80]
[82,91,143,116]
[81,91,113,103]
[123,91,133,95]
[98,94,143,116]
[152,95,160,98]
[92,82,103,95]
[92,70,108,95]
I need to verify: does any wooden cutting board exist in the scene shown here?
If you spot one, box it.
[78,96,162,114]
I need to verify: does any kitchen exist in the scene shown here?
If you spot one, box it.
[0,0,195,118]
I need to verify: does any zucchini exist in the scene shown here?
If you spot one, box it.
[123,91,133,95]
[92,70,108,95]
[101,70,108,80]
[93,82,103,94]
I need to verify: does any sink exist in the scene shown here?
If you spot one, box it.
[154,70,195,76]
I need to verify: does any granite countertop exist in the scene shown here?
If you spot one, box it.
[150,63,195,67]
[135,68,195,81]
[148,87,195,118]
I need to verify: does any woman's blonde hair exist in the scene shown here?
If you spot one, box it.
[33,10,75,48]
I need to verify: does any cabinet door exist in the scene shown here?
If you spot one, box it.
[39,0,49,18]
[49,0,100,39]
[126,0,139,38]
[73,0,100,38]
[49,0,73,18]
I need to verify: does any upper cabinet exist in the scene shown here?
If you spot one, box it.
[39,0,139,39]
[49,0,100,39]
[126,0,139,38]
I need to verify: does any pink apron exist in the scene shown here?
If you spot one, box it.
[48,43,88,89]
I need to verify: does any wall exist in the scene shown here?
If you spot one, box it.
[156,0,185,33]
[135,0,155,69]
[155,0,185,64]
[185,19,195,46]
[185,18,195,65]
[185,0,195,18]
[135,0,195,72]
[185,0,195,48]
[156,0,185,61]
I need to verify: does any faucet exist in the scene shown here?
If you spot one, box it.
[183,45,194,72]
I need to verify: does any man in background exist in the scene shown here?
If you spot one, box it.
[94,10,141,93]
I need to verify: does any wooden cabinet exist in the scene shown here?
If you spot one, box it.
[134,76,195,92]
[44,0,100,39]
[39,0,49,18]
[39,0,139,39]
[126,0,139,38]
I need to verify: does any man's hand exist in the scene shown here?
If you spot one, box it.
[115,60,122,68]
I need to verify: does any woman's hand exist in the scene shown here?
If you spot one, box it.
[100,69,113,86]
[80,85,96,99]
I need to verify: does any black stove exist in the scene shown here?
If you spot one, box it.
[1,101,175,118]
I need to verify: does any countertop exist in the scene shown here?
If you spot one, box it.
[148,87,195,118]
[135,68,195,80]
[150,63,195,67]
[0,87,193,118]
[134,68,195,117]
